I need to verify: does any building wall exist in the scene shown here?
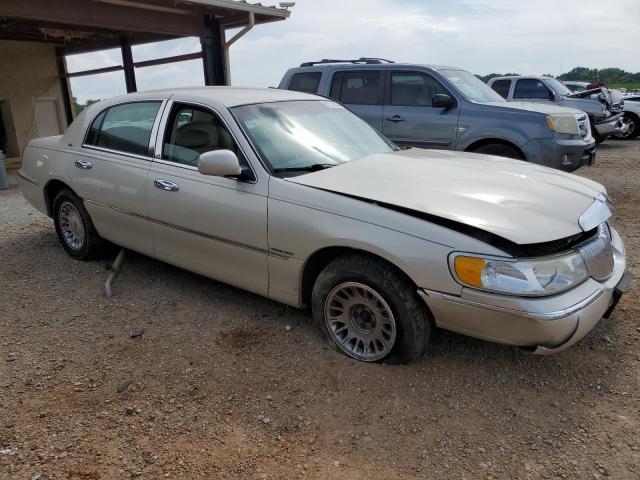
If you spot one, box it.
[0,40,67,161]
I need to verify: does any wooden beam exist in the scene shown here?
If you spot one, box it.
[55,48,75,125]
[0,0,204,37]
[120,37,137,93]
[66,65,125,79]
[62,52,204,79]
[134,52,203,69]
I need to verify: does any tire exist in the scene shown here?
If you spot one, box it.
[52,188,106,260]
[614,113,639,140]
[590,120,607,144]
[473,143,524,160]
[311,254,431,364]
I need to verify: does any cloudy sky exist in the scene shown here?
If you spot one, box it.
[67,0,640,103]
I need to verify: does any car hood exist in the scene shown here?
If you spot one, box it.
[288,149,606,245]
[480,101,585,116]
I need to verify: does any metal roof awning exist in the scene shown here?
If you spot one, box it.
[0,0,290,53]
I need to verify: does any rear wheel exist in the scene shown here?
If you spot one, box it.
[311,254,431,364]
[614,113,639,139]
[53,189,106,260]
[473,143,524,160]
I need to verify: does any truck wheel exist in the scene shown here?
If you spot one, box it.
[614,113,639,140]
[590,120,607,144]
[53,188,106,260]
[311,254,431,364]
[473,143,524,160]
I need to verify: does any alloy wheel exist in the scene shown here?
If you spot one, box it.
[324,282,397,361]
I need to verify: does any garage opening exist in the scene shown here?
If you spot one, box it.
[0,100,19,157]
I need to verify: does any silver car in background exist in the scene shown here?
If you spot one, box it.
[488,75,625,143]
[18,88,630,363]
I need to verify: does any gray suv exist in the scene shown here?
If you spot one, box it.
[487,76,624,143]
[279,59,596,172]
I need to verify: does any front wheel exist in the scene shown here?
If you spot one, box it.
[311,254,431,364]
[53,188,106,260]
[614,113,639,140]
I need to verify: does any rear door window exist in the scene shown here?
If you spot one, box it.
[490,79,511,98]
[513,79,551,100]
[390,72,448,107]
[288,72,322,94]
[85,101,162,156]
[329,71,383,105]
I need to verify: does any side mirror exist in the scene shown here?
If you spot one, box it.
[548,90,556,101]
[198,149,242,177]
[432,93,456,109]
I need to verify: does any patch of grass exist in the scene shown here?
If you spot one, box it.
[609,83,640,90]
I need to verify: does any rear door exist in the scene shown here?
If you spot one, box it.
[328,70,384,131]
[382,70,460,149]
[71,100,165,256]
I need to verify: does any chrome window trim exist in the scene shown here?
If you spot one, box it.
[153,99,258,184]
[81,99,166,160]
[82,145,153,162]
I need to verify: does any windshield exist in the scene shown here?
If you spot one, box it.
[546,78,572,96]
[440,69,505,103]
[232,100,398,173]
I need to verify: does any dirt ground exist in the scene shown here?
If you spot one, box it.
[1,140,639,480]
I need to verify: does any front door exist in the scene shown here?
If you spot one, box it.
[146,102,269,296]
[383,71,460,149]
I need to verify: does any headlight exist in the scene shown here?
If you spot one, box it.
[452,251,589,296]
[545,114,580,135]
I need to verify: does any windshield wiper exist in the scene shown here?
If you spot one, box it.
[273,163,336,174]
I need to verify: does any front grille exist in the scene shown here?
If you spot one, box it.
[577,115,590,138]
[578,225,614,281]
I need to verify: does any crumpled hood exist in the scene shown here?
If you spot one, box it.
[288,149,606,245]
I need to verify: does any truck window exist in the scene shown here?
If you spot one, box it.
[490,80,511,98]
[390,72,448,107]
[513,79,551,100]
[329,71,383,105]
[288,72,322,94]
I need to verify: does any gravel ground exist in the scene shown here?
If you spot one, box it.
[1,141,639,480]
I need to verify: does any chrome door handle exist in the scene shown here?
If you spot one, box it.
[74,160,93,169]
[385,115,405,123]
[154,179,180,192]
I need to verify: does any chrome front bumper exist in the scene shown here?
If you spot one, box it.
[594,113,624,136]
[419,228,629,354]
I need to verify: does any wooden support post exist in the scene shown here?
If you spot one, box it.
[201,14,225,86]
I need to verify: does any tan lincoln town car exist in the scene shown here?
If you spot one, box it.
[18,87,630,363]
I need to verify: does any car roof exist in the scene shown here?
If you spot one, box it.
[489,75,553,81]
[95,86,319,108]
[293,63,463,72]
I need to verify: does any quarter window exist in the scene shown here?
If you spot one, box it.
[391,72,448,107]
[329,71,383,105]
[513,79,551,100]
[162,104,238,167]
[289,72,322,94]
[85,101,161,156]
[490,79,511,99]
